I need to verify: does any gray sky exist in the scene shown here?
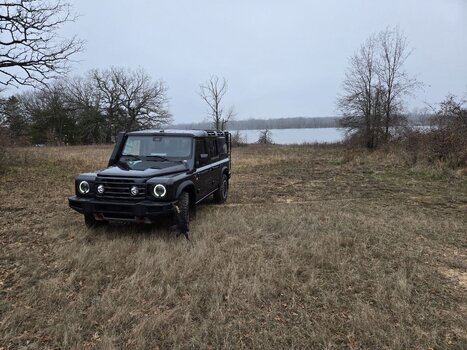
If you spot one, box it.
[58,0,467,123]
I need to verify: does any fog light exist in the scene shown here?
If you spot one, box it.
[79,181,90,194]
[130,186,139,196]
[97,184,105,194]
[153,184,166,198]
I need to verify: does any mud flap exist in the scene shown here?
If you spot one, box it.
[173,203,190,240]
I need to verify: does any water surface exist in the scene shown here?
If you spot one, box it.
[230,128,346,144]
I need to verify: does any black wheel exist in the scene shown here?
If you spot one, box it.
[176,191,190,234]
[214,174,229,204]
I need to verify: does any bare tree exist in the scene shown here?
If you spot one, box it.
[338,28,419,148]
[22,81,75,144]
[338,34,383,148]
[92,67,171,134]
[378,27,419,139]
[90,69,121,141]
[0,0,83,87]
[65,75,107,143]
[199,75,235,130]
[1,95,28,140]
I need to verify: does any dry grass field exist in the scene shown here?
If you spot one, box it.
[1,144,466,349]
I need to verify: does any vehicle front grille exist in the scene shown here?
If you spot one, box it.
[95,177,146,200]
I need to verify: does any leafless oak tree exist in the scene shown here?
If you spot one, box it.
[92,67,171,132]
[199,75,235,130]
[0,0,83,87]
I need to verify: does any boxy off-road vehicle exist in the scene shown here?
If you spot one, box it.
[68,129,231,236]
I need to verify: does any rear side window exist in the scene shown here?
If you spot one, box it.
[195,139,206,157]
[195,139,206,166]
[217,138,227,156]
[208,139,219,160]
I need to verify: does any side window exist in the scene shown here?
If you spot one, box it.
[208,139,219,161]
[217,138,227,156]
[195,139,206,166]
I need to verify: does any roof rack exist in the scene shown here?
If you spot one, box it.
[202,130,229,137]
[127,129,230,137]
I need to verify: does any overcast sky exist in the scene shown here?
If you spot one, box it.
[56,0,467,123]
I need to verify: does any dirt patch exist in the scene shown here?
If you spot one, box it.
[440,268,467,290]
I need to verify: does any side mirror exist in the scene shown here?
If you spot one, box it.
[198,153,209,166]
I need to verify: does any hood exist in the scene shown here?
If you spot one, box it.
[97,163,188,178]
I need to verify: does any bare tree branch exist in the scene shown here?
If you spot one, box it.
[0,0,84,87]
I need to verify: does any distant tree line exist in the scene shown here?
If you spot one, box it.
[172,116,341,131]
[0,67,171,145]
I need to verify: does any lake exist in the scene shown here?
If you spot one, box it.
[230,128,346,144]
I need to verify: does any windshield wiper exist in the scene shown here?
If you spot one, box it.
[121,154,142,160]
[146,155,170,162]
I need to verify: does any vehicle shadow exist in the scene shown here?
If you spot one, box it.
[82,202,213,243]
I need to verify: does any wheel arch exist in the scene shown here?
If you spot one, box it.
[221,165,230,179]
[176,180,196,206]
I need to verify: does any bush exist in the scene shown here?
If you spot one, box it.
[352,94,467,169]
[257,129,273,144]
[231,130,247,147]
[403,127,466,168]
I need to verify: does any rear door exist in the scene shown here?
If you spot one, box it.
[207,137,221,191]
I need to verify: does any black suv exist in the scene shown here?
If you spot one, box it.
[68,129,231,234]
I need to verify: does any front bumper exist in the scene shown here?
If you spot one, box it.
[68,196,176,222]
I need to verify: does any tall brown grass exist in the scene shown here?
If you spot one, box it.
[0,144,466,349]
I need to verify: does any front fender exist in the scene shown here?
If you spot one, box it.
[175,180,195,199]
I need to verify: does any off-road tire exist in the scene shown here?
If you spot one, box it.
[214,174,229,204]
[176,191,190,233]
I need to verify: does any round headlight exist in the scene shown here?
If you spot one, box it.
[79,181,90,194]
[153,184,166,198]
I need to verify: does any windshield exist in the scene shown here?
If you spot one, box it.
[122,135,193,159]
